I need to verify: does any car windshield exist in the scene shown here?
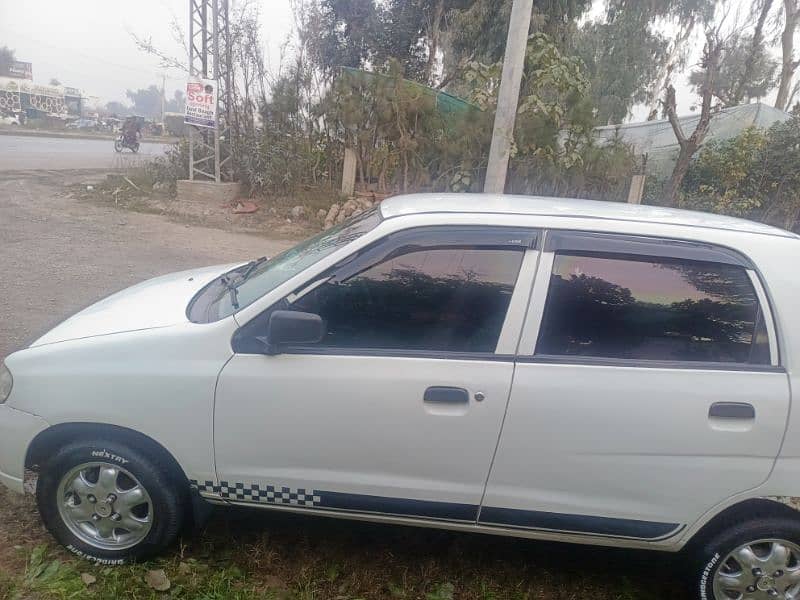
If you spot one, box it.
[187,207,382,323]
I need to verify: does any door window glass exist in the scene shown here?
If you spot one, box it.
[536,253,770,364]
[290,246,524,352]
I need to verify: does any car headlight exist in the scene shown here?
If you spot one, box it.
[0,361,12,403]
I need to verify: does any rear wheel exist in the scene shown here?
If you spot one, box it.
[36,439,185,564]
[132,142,140,153]
[692,518,800,599]
[113,139,123,153]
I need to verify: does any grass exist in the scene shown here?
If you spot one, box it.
[0,489,691,600]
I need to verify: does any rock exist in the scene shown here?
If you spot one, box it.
[290,205,306,219]
[324,203,341,228]
[144,569,171,592]
[316,208,327,221]
[81,573,96,586]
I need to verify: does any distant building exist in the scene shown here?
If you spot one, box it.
[593,103,792,178]
[0,76,83,118]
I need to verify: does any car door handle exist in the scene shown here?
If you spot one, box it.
[424,386,469,404]
[709,402,755,419]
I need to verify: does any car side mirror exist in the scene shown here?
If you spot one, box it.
[264,310,325,354]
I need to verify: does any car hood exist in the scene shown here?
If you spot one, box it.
[31,262,243,347]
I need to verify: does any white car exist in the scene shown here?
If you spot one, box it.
[2,194,799,600]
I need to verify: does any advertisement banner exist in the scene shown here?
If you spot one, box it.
[3,61,33,80]
[184,78,217,129]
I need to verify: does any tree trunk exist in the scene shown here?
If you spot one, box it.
[732,0,774,105]
[425,0,446,86]
[663,34,721,207]
[776,0,800,110]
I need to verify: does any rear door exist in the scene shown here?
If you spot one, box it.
[481,230,790,541]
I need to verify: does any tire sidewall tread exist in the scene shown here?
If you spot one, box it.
[36,439,184,565]
[693,517,800,600]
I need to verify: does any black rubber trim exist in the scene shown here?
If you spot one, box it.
[709,402,756,419]
[544,230,755,268]
[478,506,681,540]
[318,491,478,522]
[278,346,517,362]
[519,355,786,373]
[424,386,469,404]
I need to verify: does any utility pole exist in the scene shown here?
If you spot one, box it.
[483,0,534,194]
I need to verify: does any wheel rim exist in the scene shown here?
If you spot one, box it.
[56,462,153,551]
[713,539,800,599]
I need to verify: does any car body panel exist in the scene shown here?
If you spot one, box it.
[32,263,241,347]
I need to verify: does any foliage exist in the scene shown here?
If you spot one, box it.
[688,33,779,106]
[0,46,14,76]
[681,119,800,230]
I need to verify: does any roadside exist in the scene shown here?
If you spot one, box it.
[0,125,176,144]
[0,171,686,599]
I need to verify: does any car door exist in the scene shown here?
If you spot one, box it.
[213,226,539,522]
[480,230,790,541]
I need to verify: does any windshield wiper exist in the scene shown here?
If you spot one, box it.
[220,275,240,310]
[239,256,268,282]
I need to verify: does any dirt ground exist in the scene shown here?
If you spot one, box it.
[0,171,688,599]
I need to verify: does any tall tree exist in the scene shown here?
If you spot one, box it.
[0,46,15,76]
[125,85,163,119]
[663,31,723,206]
[730,0,775,105]
[688,32,778,105]
[775,0,800,110]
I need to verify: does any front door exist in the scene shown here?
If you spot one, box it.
[214,226,537,522]
[481,231,790,541]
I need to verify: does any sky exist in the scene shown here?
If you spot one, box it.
[0,0,779,120]
[0,0,295,108]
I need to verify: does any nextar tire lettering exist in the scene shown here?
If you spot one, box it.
[700,552,721,600]
[90,449,129,465]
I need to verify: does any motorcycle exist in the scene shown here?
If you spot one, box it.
[114,132,140,153]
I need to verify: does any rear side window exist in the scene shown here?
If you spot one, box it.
[291,246,524,353]
[536,253,770,364]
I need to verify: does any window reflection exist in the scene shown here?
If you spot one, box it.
[536,253,768,364]
[293,248,523,352]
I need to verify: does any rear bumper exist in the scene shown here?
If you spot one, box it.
[0,405,49,494]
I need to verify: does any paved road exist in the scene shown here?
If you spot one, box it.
[0,172,292,358]
[0,134,169,171]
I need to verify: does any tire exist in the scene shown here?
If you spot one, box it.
[114,139,123,153]
[132,142,140,153]
[36,439,185,564]
[691,517,800,600]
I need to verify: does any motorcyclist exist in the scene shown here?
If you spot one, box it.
[121,117,141,146]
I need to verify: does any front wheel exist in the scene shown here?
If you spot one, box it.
[36,439,185,564]
[692,518,800,599]
[113,139,123,153]
[131,142,140,153]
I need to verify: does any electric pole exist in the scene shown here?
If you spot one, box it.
[483,0,534,194]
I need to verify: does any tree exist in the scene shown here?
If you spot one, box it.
[775,0,800,110]
[165,90,185,113]
[125,85,163,118]
[103,101,131,117]
[663,31,723,206]
[688,32,778,105]
[49,78,61,87]
[730,0,775,105]
[0,46,15,76]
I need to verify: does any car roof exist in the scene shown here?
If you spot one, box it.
[379,193,799,239]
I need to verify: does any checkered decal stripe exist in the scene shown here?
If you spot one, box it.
[191,480,321,506]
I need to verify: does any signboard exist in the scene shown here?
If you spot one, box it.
[184,78,217,129]
[3,61,33,80]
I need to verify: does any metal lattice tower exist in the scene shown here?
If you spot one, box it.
[188,0,234,182]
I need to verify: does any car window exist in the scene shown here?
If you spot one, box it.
[535,252,770,364]
[288,244,524,353]
[187,208,381,323]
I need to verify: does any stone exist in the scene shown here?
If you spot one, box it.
[316,208,327,221]
[176,180,240,206]
[290,205,306,219]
